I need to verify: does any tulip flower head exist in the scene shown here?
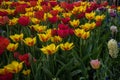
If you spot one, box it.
[70,19,80,28]
[60,42,74,51]
[22,69,31,76]
[90,59,100,69]
[4,61,23,73]
[7,43,18,52]
[23,37,36,46]
[40,44,59,55]
[10,33,23,42]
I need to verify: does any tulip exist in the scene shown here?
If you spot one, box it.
[22,69,31,76]
[95,15,105,22]
[57,29,69,38]
[51,36,62,43]
[23,37,36,46]
[90,59,100,69]
[61,17,70,24]
[0,36,10,55]
[10,33,23,42]
[18,16,30,26]
[0,73,13,80]
[81,31,90,39]
[34,10,44,20]
[40,44,59,55]
[60,42,74,51]
[38,33,51,42]
[58,24,69,30]
[8,18,18,26]
[4,61,23,73]
[18,53,30,66]
[48,16,58,24]
[74,28,84,38]
[85,12,95,20]
[0,16,9,25]
[31,18,40,24]
[53,5,63,12]
[69,19,80,28]
[7,43,18,52]
[33,24,46,33]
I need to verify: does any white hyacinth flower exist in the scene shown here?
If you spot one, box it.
[107,39,119,58]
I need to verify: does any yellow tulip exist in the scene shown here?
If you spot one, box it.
[79,6,86,13]
[85,12,95,20]
[22,69,31,75]
[40,44,59,55]
[7,43,18,52]
[81,23,91,31]
[95,15,105,21]
[72,7,79,14]
[38,33,51,42]
[5,9,15,15]
[70,19,80,28]
[10,33,23,42]
[0,68,7,75]
[46,13,53,18]
[25,12,34,17]
[33,24,46,33]
[25,7,33,12]
[23,37,36,46]
[4,61,23,73]
[53,5,63,12]
[62,12,72,18]
[51,36,62,43]
[90,22,96,30]
[60,42,74,51]
[31,18,40,24]
[81,31,90,39]
[74,28,84,37]
[81,22,96,31]
[9,18,18,26]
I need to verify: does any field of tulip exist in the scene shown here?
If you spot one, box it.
[0,0,120,80]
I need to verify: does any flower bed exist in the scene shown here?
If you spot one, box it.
[0,0,120,80]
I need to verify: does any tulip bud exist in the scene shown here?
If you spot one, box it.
[107,39,119,58]
[90,59,100,69]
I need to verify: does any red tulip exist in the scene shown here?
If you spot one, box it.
[61,17,70,24]
[76,12,85,19]
[15,4,28,14]
[58,24,69,30]
[96,21,101,27]
[34,10,44,20]
[0,36,10,55]
[18,53,30,66]
[30,1,37,7]
[0,16,9,25]
[51,29,58,36]
[49,1,58,7]
[50,10,59,16]
[18,16,30,26]
[48,16,58,24]
[0,11,8,16]
[57,29,69,38]
[0,73,13,80]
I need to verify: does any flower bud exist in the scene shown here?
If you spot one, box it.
[110,25,118,33]
[90,59,100,69]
